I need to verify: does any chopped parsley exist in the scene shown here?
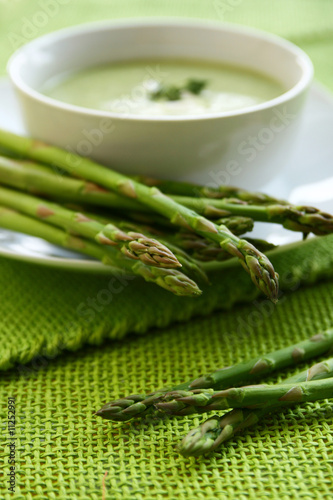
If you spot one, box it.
[149,78,208,101]
[184,78,208,95]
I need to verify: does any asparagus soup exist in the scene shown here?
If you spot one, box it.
[41,59,285,116]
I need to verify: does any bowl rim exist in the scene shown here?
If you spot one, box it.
[7,18,314,123]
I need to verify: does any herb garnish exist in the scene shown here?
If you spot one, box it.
[184,78,207,95]
[150,78,208,101]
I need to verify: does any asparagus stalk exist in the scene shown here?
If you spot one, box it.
[245,238,277,252]
[155,377,333,415]
[171,231,231,262]
[84,214,208,282]
[2,155,333,237]
[0,187,200,296]
[171,196,333,236]
[179,357,333,456]
[0,185,181,269]
[0,155,142,211]
[0,205,200,295]
[171,231,275,262]
[133,175,286,205]
[0,146,23,159]
[0,206,123,269]
[216,216,254,235]
[0,131,279,301]
[70,205,182,271]
[0,156,258,225]
[0,157,257,231]
[95,327,333,421]
[122,211,254,234]
[2,156,330,236]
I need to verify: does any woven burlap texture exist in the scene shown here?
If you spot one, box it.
[1,1,333,499]
[1,236,333,499]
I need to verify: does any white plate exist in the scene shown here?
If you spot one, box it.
[0,77,333,272]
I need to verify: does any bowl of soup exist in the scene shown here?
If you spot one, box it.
[7,19,313,189]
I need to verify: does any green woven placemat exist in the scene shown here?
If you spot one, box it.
[0,235,333,373]
[0,236,333,499]
[1,237,333,499]
[1,1,333,499]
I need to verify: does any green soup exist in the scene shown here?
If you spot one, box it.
[42,59,284,116]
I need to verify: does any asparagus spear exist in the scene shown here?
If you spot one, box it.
[2,156,330,237]
[0,131,279,301]
[118,211,254,234]
[171,196,333,236]
[0,155,143,211]
[72,205,182,271]
[245,238,277,252]
[171,231,275,262]
[0,157,259,229]
[0,205,200,295]
[133,175,286,205]
[155,377,333,415]
[95,328,333,421]
[0,185,181,269]
[216,216,254,235]
[0,154,256,265]
[115,220,209,284]
[179,357,333,456]
[0,205,123,268]
[171,231,232,262]
[76,213,208,282]
[0,187,200,296]
[99,225,181,268]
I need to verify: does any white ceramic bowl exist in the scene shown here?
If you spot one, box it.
[8,19,313,189]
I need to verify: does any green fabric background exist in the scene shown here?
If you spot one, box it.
[1,1,333,499]
[2,0,333,90]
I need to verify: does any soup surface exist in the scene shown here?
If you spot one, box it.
[42,59,284,116]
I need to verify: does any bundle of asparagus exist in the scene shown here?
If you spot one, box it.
[0,130,332,456]
[96,328,333,456]
[178,357,333,457]
[1,129,333,301]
